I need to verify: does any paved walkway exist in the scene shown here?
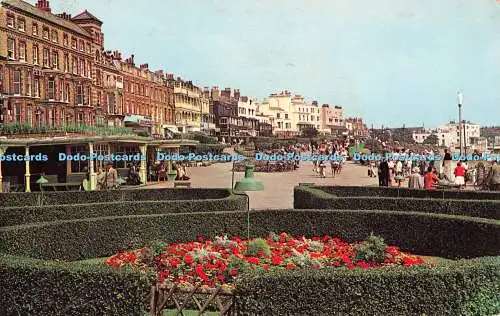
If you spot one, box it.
[147,160,377,209]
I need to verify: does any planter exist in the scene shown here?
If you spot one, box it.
[167,172,177,181]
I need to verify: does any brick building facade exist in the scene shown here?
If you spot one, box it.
[0,0,96,126]
[0,0,173,135]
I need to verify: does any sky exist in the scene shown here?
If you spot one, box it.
[48,0,500,128]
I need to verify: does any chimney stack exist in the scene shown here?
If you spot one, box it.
[36,0,51,12]
[140,63,148,69]
[56,12,71,20]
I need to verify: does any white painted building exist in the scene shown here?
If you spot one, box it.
[258,91,297,137]
[412,121,481,149]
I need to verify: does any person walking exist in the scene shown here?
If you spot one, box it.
[379,159,390,187]
[408,167,423,189]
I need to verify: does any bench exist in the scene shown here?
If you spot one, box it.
[43,175,59,183]
[40,182,82,191]
[66,173,85,183]
[117,168,129,179]
[174,181,191,188]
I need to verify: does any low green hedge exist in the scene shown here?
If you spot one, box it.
[1,209,499,315]
[235,256,500,316]
[0,194,247,227]
[0,188,233,208]
[1,210,498,261]
[294,186,500,220]
[0,254,148,316]
[313,185,500,200]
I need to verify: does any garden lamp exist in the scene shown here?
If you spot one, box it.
[36,175,48,190]
[233,163,264,240]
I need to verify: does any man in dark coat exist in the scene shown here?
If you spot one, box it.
[379,159,390,187]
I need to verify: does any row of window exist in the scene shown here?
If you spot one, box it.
[10,70,88,105]
[5,104,86,127]
[299,115,320,122]
[6,14,91,53]
[276,122,292,129]
[7,38,92,78]
[124,80,168,101]
[298,107,320,114]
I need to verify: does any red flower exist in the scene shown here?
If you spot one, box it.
[386,246,400,257]
[194,264,209,281]
[229,269,239,276]
[271,255,283,265]
[196,236,205,243]
[263,264,270,271]
[356,262,370,268]
[169,257,181,268]
[246,257,260,265]
[216,274,226,282]
[184,255,194,265]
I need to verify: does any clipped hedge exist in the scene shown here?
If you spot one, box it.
[0,254,148,316]
[294,186,500,220]
[0,194,247,227]
[1,210,499,261]
[235,256,500,316]
[313,185,500,200]
[1,209,499,315]
[0,188,233,208]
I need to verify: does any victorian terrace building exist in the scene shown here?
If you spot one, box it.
[168,75,209,134]
[116,55,173,136]
[0,0,97,126]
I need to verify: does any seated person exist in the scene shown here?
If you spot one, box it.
[127,163,141,185]
[175,163,190,181]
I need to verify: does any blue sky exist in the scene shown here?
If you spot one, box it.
[49,0,500,127]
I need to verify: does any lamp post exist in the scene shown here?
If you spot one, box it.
[457,91,463,155]
[232,163,264,240]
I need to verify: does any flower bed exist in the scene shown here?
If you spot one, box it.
[105,233,425,289]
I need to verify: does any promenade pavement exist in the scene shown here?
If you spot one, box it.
[147,160,378,209]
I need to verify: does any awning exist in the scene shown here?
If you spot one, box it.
[163,125,181,134]
[124,115,152,127]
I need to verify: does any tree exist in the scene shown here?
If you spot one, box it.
[423,134,438,145]
[301,126,318,138]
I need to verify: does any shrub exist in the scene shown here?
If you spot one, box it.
[1,209,499,315]
[314,185,500,200]
[0,188,234,208]
[294,186,500,220]
[0,194,247,227]
[354,233,387,264]
[1,210,498,261]
[245,238,271,257]
[0,254,149,316]
[235,257,500,316]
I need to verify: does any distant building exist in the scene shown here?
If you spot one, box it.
[413,121,481,150]
[320,104,344,134]
[345,117,369,138]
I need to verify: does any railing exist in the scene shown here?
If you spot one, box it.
[150,283,236,316]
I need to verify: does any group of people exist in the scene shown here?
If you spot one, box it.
[375,147,500,191]
[311,142,348,178]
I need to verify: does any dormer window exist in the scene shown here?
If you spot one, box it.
[7,15,14,28]
[18,18,25,32]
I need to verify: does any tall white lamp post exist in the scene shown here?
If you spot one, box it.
[457,91,463,155]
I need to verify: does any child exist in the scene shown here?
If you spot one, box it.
[454,161,466,189]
